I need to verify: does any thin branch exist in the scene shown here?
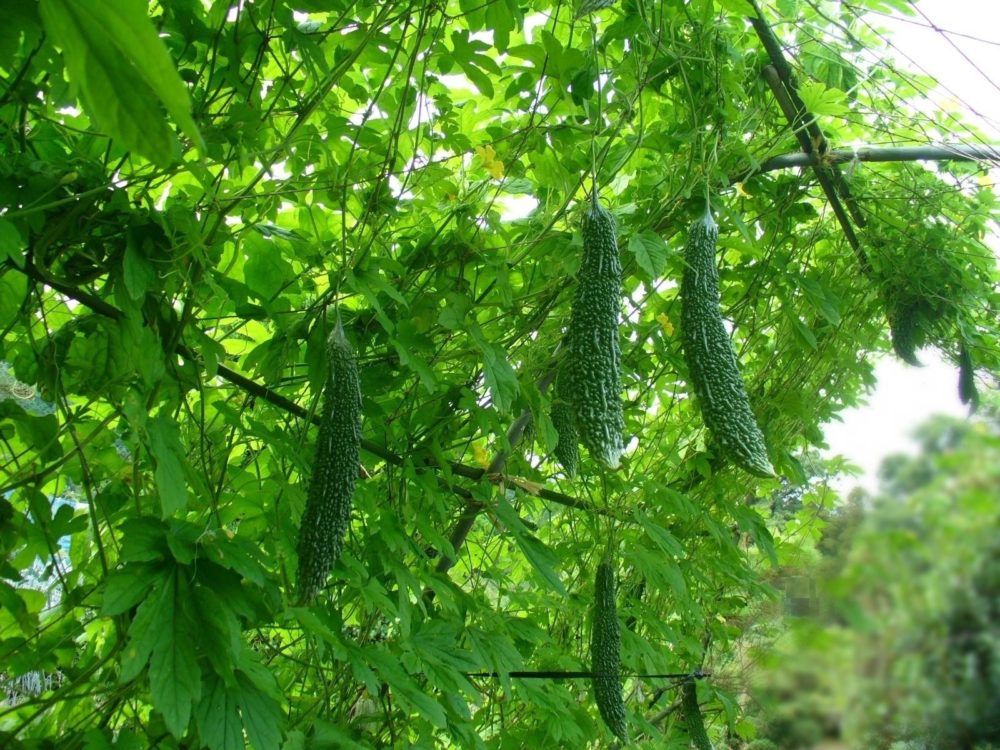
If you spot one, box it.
[734,143,1000,180]
[747,3,872,272]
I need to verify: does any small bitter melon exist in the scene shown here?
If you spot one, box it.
[682,679,712,750]
[551,365,579,476]
[680,207,774,478]
[591,557,628,743]
[296,322,362,604]
[576,0,617,17]
[567,196,625,470]
[958,340,978,410]
[888,301,921,366]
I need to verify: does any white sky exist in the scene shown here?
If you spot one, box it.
[821,0,1000,496]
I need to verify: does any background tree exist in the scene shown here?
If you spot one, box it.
[741,402,1000,749]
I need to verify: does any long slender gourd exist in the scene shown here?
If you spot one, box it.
[591,558,628,743]
[958,340,978,409]
[679,207,774,478]
[296,323,362,604]
[889,302,921,366]
[682,680,712,750]
[567,197,625,469]
[551,364,580,476]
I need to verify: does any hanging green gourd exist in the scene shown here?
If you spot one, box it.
[682,679,713,750]
[565,194,626,470]
[590,557,628,743]
[295,321,363,604]
[679,205,774,478]
[550,362,580,476]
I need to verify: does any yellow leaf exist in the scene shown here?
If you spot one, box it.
[486,160,504,179]
[656,313,674,336]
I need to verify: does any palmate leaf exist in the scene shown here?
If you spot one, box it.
[38,0,203,165]
[146,415,189,518]
[147,571,202,737]
[194,667,283,750]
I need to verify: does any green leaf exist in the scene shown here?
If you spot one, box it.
[0,218,25,268]
[148,571,201,737]
[797,80,849,117]
[799,276,842,326]
[235,668,284,750]
[119,518,169,563]
[484,0,518,52]
[0,581,37,634]
[120,571,170,681]
[0,272,27,328]
[635,510,685,557]
[147,415,188,517]
[101,564,165,616]
[38,0,203,165]
[122,243,156,300]
[628,231,668,279]
[192,583,241,684]
[365,647,448,728]
[470,325,519,412]
[788,314,818,350]
[494,497,567,595]
[243,236,294,302]
[194,673,243,750]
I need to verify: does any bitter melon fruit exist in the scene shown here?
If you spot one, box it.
[296,322,362,604]
[888,301,921,366]
[550,365,579,476]
[576,0,617,17]
[682,679,712,750]
[566,197,625,470]
[958,340,978,410]
[591,557,628,743]
[679,207,774,478]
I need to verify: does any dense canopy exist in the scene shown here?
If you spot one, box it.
[1,0,998,747]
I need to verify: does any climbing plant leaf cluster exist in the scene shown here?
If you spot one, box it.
[0,0,997,747]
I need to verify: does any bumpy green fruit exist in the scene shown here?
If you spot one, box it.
[576,0,617,17]
[682,680,712,750]
[550,365,579,476]
[567,198,625,470]
[889,301,921,366]
[591,558,628,743]
[958,340,978,410]
[680,208,774,478]
[296,323,362,604]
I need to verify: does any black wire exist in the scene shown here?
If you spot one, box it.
[465,669,710,680]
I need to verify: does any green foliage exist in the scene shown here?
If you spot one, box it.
[38,0,203,165]
[566,198,625,470]
[296,323,362,603]
[0,0,997,747]
[680,208,774,478]
[841,411,1000,748]
[746,408,1000,750]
